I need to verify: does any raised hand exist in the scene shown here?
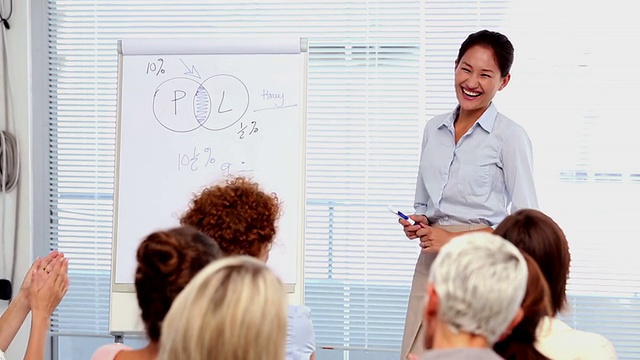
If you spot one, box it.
[17,251,63,307]
[29,257,69,318]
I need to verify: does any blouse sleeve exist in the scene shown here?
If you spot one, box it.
[287,305,316,360]
[500,124,538,212]
[413,121,431,215]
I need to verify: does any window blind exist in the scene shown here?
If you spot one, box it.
[47,1,423,358]
[420,3,640,358]
[497,2,640,358]
[46,0,640,359]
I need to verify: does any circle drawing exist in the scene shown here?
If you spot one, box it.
[151,74,249,133]
[200,74,250,131]
[152,77,204,133]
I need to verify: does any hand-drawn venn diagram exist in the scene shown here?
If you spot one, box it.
[152,74,249,133]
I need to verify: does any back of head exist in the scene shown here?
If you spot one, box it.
[456,29,514,77]
[158,256,288,360]
[429,232,528,345]
[494,252,552,360]
[180,176,281,258]
[494,209,570,315]
[135,226,223,342]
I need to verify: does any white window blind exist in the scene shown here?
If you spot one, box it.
[47,1,423,358]
[46,1,640,359]
[497,2,640,358]
[421,2,640,358]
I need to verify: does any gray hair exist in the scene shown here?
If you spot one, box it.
[428,232,528,345]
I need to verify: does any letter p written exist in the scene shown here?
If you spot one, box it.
[172,90,187,115]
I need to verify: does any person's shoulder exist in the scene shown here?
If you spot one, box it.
[287,305,316,358]
[426,112,451,126]
[492,110,525,133]
[288,304,311,318]
[536,317,617,360]
[491,111,532,148]
[288,304,314,336]
[569,328,617,359]
[420,348,503,360]
[424,111,454,136]
[91,343,133,360]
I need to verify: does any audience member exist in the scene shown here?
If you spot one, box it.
[416,232,527,359]
[158,256,287,360]
[494,252,552,360]
[0,251,69,360]
[91,226,222,360]
[495,209,617,360]
[181,176,316,360]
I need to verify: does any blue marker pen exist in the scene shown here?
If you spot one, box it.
[388,205,419,225]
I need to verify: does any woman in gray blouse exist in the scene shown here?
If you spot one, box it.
[398,29,538,359]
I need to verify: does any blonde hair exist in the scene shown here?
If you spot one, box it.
[158,256,287,360]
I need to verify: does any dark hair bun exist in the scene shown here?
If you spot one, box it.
[136,231,183,279]
[134,226,223,342]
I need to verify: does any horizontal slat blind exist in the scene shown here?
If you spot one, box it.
[48,1,423,356]
[48,1,640,359]
[498,1,639,358]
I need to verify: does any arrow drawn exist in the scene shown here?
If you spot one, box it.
[180,59,201,79]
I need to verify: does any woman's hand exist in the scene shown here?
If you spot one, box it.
[416,226,455,253]
[399,215,429,240]
[29,257,69,318]
[16,251,63,307]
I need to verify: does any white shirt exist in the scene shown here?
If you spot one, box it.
[0,349,5,360]
[415,103,538,226]
[286,305,316,360]
[535,316,617,360]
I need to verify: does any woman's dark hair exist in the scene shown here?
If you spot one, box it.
[180,176,281,257]
[493,252,552,360]
[494,209,571,315]
[135,226,222,341]
[456,29,514,77]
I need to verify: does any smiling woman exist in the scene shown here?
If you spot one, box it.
[397,30,539,359]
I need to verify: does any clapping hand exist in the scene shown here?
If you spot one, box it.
[17,251,64,307]
[29,256,69,318]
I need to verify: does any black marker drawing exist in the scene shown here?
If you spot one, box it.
[253,88,297,112]
[237,121,259,140]
[253,104,298,112]
[152,74,250,133]
[153,77,203,133]
[217,91,232,114]
[177,146,253,174]
[146,58,165,76]
[172,90,186,115]
[199,74,249,131]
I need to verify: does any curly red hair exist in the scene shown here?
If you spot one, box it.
[180,176,281,257]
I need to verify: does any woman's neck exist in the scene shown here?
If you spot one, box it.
[116,341,159,360]
[456,106,488,127]
[432,320,489,350]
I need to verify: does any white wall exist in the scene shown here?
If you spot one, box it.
[0,0,35,358]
